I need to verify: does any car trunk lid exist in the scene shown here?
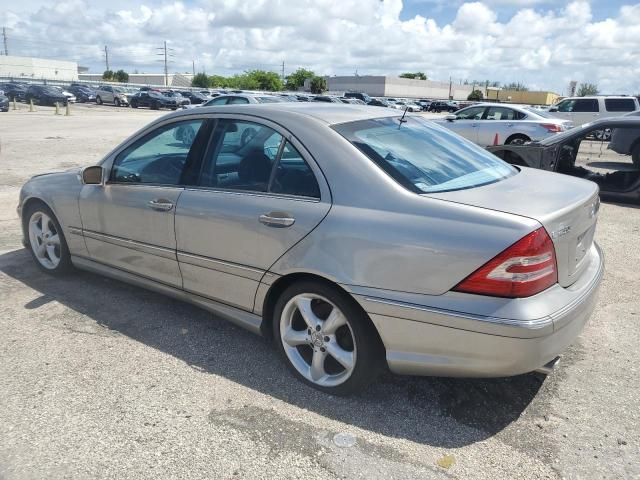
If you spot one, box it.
[428,167,600,288]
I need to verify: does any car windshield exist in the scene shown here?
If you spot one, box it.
[333,116,517,193]
[113,87,125,93]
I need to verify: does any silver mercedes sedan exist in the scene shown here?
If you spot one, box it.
[18,103,604,395]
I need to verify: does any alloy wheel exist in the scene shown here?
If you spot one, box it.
[280,293,356,387]
[28,211,61,270]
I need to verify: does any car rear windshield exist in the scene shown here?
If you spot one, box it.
[333,116,517,193]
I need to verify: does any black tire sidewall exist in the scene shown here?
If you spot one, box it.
[631,144,640,168]
[507,134,530,145]
[272,280,383,395]
[23,202,73,275]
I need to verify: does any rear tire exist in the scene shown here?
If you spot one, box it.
[506,134,530,145]
[273,280,384,395]
[23,202,73,275]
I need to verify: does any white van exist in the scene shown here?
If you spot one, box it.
[549,96,639,127]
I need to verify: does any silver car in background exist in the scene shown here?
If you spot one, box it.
[18,104,603,395]
[95,85,130,107]
[437,103,572,146]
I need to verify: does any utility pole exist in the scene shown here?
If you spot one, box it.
[192,59,195,76]
[156,41,174,87]
[448,75,452,100]
[2,27,8,56]
[104,45,109,71]
[281,61,285,84]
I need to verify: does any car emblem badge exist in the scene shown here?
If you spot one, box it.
[551,225,571,239]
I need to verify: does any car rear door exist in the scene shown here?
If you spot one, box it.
[79,118,211,287]
[477,106,527,146]
[174,115,331,311]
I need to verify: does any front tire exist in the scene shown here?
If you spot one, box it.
[96,96,103,105]
[273,281,383,395]
[24,202,72,275]
[114,98,121,107]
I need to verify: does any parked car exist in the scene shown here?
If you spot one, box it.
[24,84,68,106]
[96,85,130,107]
[51,86,76,104]
[66,85,96,103]
[202,94,284,106]
[488,117,640,203]
[429,101,458,113]
[416,99,432,111]
[312,95,343,103]
[436,103,572,146]
[367,98,392,107]
[340,98,366,105]
[18,103,603,394]
[608,110,640,167]
[1,83,27,102]
[129,91,178,110]
[548,96,640,139]
[162,91,191,107]
[0,93,9,112]
[392,101,422,112]
[176,90,209,105]
[344,92,372,103]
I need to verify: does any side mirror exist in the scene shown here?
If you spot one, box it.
[549,107,558,112]
[82,166,104,185]
[445,114,457,121]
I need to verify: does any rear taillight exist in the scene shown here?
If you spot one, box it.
[453,227,558,298]
[541,123,563,133]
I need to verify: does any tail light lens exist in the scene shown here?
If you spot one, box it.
[541,123,563,133]
[453,227,558,298]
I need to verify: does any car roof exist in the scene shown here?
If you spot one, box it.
[167,102,402,125]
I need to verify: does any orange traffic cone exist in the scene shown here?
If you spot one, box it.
[493,133,499,145]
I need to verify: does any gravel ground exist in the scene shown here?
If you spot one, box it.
[0,104,638,479]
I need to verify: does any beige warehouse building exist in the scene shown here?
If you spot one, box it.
[0,55,78,81]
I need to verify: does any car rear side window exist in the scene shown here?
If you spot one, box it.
[573,99,599,112]
[270,142,320,198]
[604,98,636,112]
[334,117,516,194]
[111,120,206,185]
[484,107,525,120]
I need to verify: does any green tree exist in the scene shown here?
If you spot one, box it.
[245,70,283,91]
[102,70,114,80]
[285,68,315,90]
[309,76,326,94]
[191,72,210,88]
[114,69,129,83]
[209,75,228,88]
[399,72,427,80]
[503,82,528,91]
[576,82,599,96]
[467,89,484,101]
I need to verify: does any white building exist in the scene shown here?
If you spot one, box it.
[326,75,475,100]
[78,73,194,87]
[0,55,78,81]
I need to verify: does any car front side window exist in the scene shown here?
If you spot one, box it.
[456,107,485,120]
[557,100,575,112]
[111,120,206,185]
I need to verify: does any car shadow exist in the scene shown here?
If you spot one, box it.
[587,161,636,171]
[1,248,545,448]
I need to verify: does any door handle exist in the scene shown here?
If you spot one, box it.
[259,212,295,228]
[148,199,174,211]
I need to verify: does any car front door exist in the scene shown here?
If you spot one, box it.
[79,118,210,287]
[442,106,486,144]
[175,116,331,311]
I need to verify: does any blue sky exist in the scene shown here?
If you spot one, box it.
[400,0,627,23]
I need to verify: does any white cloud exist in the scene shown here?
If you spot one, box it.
[1,0,638,94]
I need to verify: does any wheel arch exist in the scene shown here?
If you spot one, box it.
[20,197,58,246]
[259,272,386,353]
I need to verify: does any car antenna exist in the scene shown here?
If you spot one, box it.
[398,106,409,128]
